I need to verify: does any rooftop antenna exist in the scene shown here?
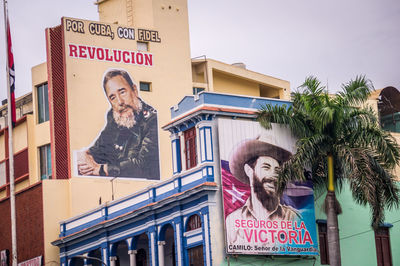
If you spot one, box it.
[326,78,329,93]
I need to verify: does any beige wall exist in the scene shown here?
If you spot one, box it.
[31,63,51,184]
[12,121,27,153]
[97,0,129,25]
[63,4,192,184]
[191,59,291,100]
[213,70,260,96]
[42,180,70,266]
[48,0,192,216]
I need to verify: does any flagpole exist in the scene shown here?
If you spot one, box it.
[3,0,17,265]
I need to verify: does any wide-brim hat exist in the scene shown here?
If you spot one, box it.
[229,137,292,184]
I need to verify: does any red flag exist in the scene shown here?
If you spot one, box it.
[6,16,16,127]
[221,162,251,218]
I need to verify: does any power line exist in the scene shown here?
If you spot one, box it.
[339,218,400,241]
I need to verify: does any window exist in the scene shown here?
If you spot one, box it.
[375,226,393,266]
[184,127,197,170]
[140,82,151,92]
[0,161,6,186]
[317,220,329,265]
[186,214,202,231]
[87,249,102,266]
[37,83,49,123]
[137,41,148,51]
[39,144,52,180]
[187,245,204,266]
[193,87,204,95]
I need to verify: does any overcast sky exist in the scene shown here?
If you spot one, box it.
[0,0,399,101]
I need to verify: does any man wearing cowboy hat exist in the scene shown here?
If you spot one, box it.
[225,136,300,244]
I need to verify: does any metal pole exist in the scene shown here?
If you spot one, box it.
[3,1,17,265]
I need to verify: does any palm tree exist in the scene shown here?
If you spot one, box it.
[257,76,400,266]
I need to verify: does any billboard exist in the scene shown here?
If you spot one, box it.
[62,18,160,180]
[218,119,318,255]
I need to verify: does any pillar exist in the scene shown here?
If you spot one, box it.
[158,241,166,266]
[110,256,117,266]
[128,250,137,266]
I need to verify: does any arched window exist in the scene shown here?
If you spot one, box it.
[163,224,176,266]
[69,257,84,266]
[114,241,129,266]
[87,248,102,266]
[185,214,204,265]
[136,233,149,266]
[186,214,202,231]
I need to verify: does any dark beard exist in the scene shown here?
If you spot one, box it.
[253,175,279,212]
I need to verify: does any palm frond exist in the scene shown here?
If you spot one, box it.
[276,134,329,193]
[345,147,399,228]
[257,104,311,138]
[337,75,374,106]
[350,124,400,168]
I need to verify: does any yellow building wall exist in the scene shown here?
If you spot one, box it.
[97,0,129,25]
[31,63,51,184]
[68,177,152,216]
[42,180,70,266]
[212,70,260,96]
[40,0,193,222]
[15,179,30,192]
[192,63,206,84]
[64,0,192,183]
[12,121,27,153]
[192,59,291,100]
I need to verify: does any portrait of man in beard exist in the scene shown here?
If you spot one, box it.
[77,69,160,180]
[225,136,300,245]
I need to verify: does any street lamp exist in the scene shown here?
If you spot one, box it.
[72,255,107,266]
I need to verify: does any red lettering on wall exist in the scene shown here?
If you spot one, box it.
[244,229,253,242]
[303,230,313,244]
[145,54,153,66]
[259,230,268,243]
[113,50,122,62]
[69,44,77,57]
[136,52,144,65]
[288,230,299,244]
[131,52,136,64]
[122,51,130,63]
[278,230,288,244]
[96,48,104,60]
[235,219,240,228]
[87,47,96,59]
[105,49,113,61]
[78,45,87,58]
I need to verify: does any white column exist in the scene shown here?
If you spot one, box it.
[128,250,137,266]
[158,241,166,266]
[110,256,117,266]
[195,125,201,166]
[178,132,186,171]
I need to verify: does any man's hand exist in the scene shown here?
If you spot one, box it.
[77,150,106,176]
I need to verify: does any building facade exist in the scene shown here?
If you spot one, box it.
[0,0,399,265]
[0,0,290,265]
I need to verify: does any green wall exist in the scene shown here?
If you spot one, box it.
[381,113,400,133]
